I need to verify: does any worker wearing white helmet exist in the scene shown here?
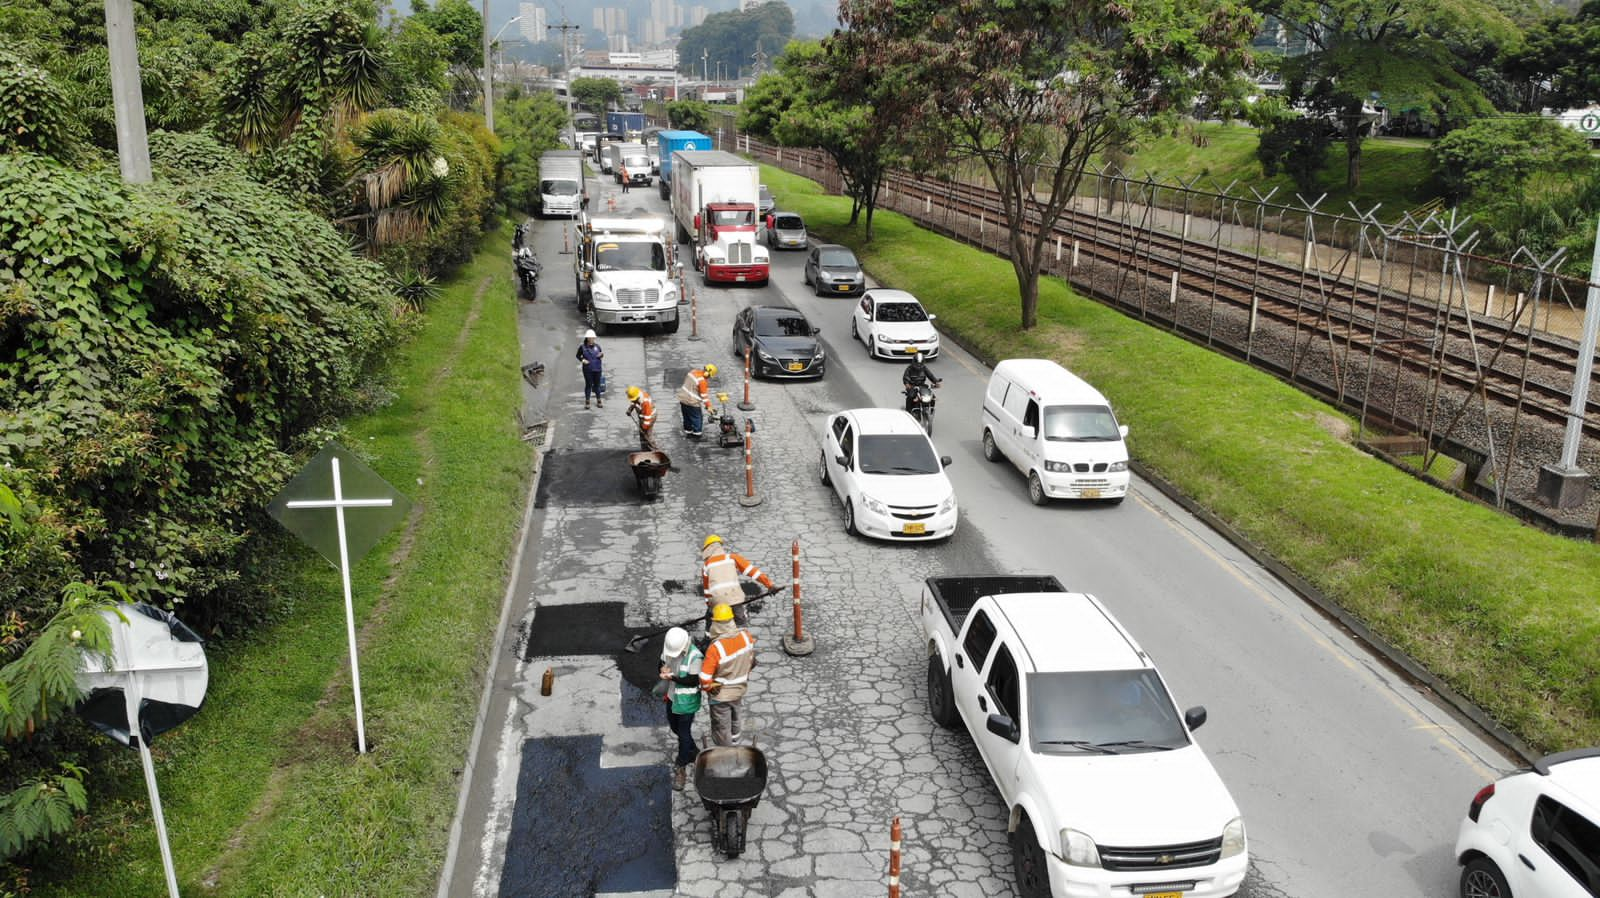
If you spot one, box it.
[658,626,704,790]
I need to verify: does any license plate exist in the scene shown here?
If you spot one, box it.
[836,285,851,292]
[1082,488,1101,498]
[1144,893,1182,898]
[902,523,926,535]
[787,362,804,372]
[736,275,746,282]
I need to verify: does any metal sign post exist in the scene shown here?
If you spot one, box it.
[268,442,411,755]
[76,604,209,898]
[1539,216,1600,507]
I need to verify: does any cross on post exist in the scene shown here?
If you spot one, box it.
[268,442,411,756]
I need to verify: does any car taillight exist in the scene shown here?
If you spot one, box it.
[1467,783,1496,822]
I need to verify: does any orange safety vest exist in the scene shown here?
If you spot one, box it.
[701,547,770,605]
[676,369,712,409]
[631,393,656,428]
[700,628,755,702]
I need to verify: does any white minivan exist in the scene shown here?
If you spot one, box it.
[981,359,1130,505]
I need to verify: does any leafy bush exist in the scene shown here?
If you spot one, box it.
[495,91,568,215]
[1431,115,1593,203]
[1257,116,1334,194]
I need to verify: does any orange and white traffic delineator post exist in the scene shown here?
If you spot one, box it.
[781,538,815,656]
[688,285,701,341]
[888,817,903,898]
[738,346,756,411]
[561,222,572,255]
[738,418,761,508]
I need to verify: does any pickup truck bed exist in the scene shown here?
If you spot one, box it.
[925,575,1065,632]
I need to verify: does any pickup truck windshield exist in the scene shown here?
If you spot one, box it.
[857,435,941,475]
[1027,669,1189,754]
[594,241,667,271]
[541,179,580,196]
[1042,405,1120,442]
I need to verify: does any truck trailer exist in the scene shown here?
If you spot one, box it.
[538,150,586,217]
[605,111,647,137]
[670,150,770,286]
[655,130,712,200]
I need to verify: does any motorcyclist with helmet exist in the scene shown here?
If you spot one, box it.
[902,351,941,415]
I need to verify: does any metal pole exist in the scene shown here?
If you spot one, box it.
[332,458,369,754]
[110,621,181,898]
[103,0,151,184]
[1558,215,1600,470]
[482,0,493,133]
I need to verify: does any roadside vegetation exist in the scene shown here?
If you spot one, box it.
[762,163,1600,754]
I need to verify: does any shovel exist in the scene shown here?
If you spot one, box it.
[623,614,706,654]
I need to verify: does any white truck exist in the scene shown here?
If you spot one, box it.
[669,150,769,286]
[538,150,586,217]
[606,142,652,188]
[572,213,680,335]
[921,576,1248,898]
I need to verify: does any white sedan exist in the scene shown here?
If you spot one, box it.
[850,289,941,360]
[818,408,957,541]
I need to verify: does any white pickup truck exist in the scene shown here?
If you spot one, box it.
[921,576,1247,898]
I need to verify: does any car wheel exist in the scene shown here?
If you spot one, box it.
[819,450,831,486]
[1460,858,1511,898]
[866,336,876,359]
[926,655,958,729]
[1028,471,1048,506]
[982,429,1002,462]
[843,499,857,536]
[803,267,812,285]
[850,319,858,339]
[814,279,826,297]
[1011,814,1051,898]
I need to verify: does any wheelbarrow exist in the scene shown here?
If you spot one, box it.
[694,745,768,859]
[628,450,670,500]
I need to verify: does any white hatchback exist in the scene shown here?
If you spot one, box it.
[851,289,940,360]
[1455,748,1600,898]
[818,408,957,541]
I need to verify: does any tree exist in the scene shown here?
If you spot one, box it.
[570,77,623,114]
[497,91,569,213]
[409,0,484,109]
[676,1,794,80]
[1503,1,1600,112]
[667,100,714,132]
[1431,115,1593,203]
[1257,117,1335,194]
[1259,0,1512,189]
[848,0,1258,329]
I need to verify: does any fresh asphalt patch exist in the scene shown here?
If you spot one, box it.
[520,601,677,727]
[534,448,647,508]
[497,734,674,898]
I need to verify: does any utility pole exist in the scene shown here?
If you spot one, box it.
[702,48,709,84]
[103,0,151,184]
[482,0,494,133]
[547,19,583,121]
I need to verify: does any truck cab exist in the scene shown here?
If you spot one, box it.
[695,203,766,285]
[572,213,681,335]
[921,576,1247,898]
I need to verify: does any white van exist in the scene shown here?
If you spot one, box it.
[981,359,1130,505]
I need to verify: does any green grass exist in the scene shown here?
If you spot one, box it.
[34,227,532,897]
[764,164,1600,753]
[1117,121,1440,218]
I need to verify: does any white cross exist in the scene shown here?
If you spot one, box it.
[286,457,392,754]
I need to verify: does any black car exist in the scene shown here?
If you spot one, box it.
[803,244,866,296]
[731,305,826,379]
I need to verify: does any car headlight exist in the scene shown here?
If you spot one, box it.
[1108,460,1128,472]
[861,494,888,516]
[757,348,777,364]
[664,283,678,301]
[1045,461,1072,473]
[814,347,826,360]
[938,495,955,514]
[1220,817,1246,858]
[1059,828,1100,867]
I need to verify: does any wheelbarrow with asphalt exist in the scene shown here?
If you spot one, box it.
[694,744,767,859]
[628,450,670,500]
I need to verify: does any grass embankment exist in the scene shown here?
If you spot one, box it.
[38,229,531,897]
[1117,121,1439,216]
[764,165,1600,753]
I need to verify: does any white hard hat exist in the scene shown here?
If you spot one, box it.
[660,627,690,661]
[584,329,597,340]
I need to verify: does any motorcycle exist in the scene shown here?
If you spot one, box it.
[513,246,541,299]
[905,381,937,435]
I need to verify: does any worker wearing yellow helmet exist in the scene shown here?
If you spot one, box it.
[699,602,756,746]
[700,534,776,628]
[625,385,657,450]
[675,363,718,437]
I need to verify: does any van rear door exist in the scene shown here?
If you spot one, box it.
[999,383,1034,475]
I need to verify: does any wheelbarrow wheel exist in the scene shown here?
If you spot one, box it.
[722,810,744,859]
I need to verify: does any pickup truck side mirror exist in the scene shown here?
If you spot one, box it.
[811,326,821,336]
[1184,706,1208,731]
[985,713,1020,744]
[940,455,953,467]
[1119,424,1130,439]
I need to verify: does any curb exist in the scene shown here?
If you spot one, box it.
[1130,457,1537,767]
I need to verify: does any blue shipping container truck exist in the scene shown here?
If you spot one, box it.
[606,111,647,135]
[656,130,713,200]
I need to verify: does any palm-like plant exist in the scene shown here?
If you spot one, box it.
[356,110,450,247]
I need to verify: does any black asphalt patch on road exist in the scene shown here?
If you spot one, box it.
[534,448,647,508]
[498,734,674,898]
[521,602,677,726]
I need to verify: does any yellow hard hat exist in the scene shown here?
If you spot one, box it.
[710,603,734,622]
[704,363,718,377]
[702,534,723,549]
[626,386,641,401]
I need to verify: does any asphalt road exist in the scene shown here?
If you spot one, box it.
[442,172,1516,898]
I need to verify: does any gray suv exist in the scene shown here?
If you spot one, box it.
[766,212,808,250]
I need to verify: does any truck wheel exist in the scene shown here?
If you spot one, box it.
[982,430,1003,462]
[662,316,680,335]
[675,220,689,244]
[1011,815,1052,898]
[926,656,958,729]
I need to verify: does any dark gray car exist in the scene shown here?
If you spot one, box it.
[803,244,865,297]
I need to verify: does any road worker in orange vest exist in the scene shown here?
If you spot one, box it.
[700,603,756,746]
[626,385,658,450]
[700,534,776,628]
[675,364,717,437]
